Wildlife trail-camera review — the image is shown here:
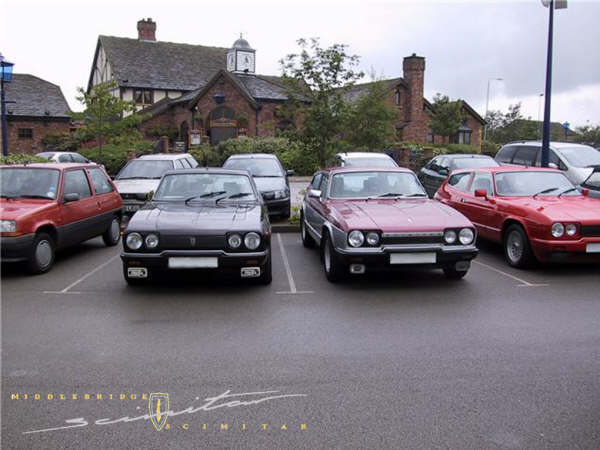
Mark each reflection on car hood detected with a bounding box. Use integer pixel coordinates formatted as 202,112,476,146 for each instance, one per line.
329,198,472,231
0,200,55,220
501,196,600,221
252,177,286,193
127,201,263,232
113,179,161,195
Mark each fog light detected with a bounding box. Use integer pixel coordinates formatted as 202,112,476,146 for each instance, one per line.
349,264,366,274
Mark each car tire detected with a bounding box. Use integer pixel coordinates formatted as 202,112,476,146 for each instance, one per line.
504,224,535,269
442,265,469,280
122,264,149,285
300,212,315,248
321,231,345,283
102,216,121,247
27,232,55,274
257,255,272,285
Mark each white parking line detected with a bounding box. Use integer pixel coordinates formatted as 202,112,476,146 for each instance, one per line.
473,260,548,287
275,233,313,295
44,254,120,294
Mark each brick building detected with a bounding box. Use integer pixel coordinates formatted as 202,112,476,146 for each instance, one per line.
0,74,71,154
87,19,485,150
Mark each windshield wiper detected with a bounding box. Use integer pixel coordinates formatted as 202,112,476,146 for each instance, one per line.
18,194,54,200
405,193,427,197
117,176,159,180
533,187,559,197
558,187,578,197
184,191,227,204
378,192,404,197
216,193,254,203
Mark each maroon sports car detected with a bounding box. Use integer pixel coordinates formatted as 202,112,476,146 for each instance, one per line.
300,167,478,282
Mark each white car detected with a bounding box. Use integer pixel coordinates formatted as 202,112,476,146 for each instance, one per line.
36,151,91,163
333,152,398,168
113,153,198,221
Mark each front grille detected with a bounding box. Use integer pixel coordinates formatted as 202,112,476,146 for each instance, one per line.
381,235,444,246
262,192,275,200
581,225,600,237
160,234,226,250
121,193,146,201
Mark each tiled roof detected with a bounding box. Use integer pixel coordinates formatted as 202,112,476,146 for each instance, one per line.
342,77,406,103
236,74,289,101
97,36,229,91
4,74,71,118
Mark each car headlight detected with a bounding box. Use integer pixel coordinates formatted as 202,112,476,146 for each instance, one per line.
244,232,261,250
0,220,16,233
348,230,365,247
273,189,289,199
125,232,143,250
565,223,577,237
551,222,564,238
366,232,380,246
228,233,242,249
459,228,475,245
444,230,457,244
145,233,159,249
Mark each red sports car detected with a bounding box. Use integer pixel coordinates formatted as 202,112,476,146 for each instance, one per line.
435,166,600,268
301,167,478,282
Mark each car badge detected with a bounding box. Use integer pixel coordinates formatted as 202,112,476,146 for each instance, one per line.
189,237,196,247
148,393,169,431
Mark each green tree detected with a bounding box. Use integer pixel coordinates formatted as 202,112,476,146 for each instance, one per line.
73,81,144,164
429,94,466,140
485,103,539,143
343,78,397,149
280,38,364,167
574,124,600,147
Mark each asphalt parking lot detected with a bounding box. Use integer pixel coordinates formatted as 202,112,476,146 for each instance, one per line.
2,234,600,449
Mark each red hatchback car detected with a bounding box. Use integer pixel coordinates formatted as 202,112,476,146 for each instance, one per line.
1,163,122,273
301,167,478,282
435,166,600,268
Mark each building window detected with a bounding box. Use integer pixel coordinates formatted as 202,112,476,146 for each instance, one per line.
134,89,153,105
427,131,434,144
456,130,472,145
18,128,33,139
394,90,401,106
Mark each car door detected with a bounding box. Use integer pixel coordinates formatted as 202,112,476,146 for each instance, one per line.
442,171,473,214
59,169,99,246
304,173,323,235
511,146,539,167
88,167,120,229
462,171,500,240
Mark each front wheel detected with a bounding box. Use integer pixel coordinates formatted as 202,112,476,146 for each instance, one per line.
27,232,55,274
322,232,345,283
102,216,121,246
504,224,535,269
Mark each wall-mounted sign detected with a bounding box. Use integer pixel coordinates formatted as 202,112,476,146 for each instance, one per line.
174,141,186,152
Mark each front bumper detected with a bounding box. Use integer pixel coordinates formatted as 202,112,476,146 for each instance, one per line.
531,237,600,263
0,234,36,262
263,198,290,216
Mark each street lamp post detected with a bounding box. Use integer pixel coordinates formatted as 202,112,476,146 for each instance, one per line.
1,53,15,157
484,78,503,141
540,0,568,167
537,93,544,139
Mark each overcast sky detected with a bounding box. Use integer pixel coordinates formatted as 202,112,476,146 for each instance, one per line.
2,0,599,127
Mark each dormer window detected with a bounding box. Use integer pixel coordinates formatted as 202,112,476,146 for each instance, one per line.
394,89,401,106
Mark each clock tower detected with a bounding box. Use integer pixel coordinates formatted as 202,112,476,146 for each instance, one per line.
227,34,256,74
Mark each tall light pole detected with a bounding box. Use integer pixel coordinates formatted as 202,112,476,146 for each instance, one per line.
1,52,15,157
484,77,503,141
537,93,544,139
540,0,568,167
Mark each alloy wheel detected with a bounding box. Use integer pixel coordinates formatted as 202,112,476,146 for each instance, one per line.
507,230,523,263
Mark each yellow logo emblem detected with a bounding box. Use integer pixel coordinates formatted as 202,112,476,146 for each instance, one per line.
148,393,169,431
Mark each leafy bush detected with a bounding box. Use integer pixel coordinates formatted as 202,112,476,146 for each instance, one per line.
80,141,154,175
145,124,179,141
40,132,81,152
188,145,221,167
0,154,48,165
481,140,501,156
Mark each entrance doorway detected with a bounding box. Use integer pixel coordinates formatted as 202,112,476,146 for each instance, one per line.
208,106,238,145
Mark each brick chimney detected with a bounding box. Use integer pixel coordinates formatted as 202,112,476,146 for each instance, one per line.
137,18,156,41
402,53,427,141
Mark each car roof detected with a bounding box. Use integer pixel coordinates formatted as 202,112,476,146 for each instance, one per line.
226,153,278,159
161,167,252,177
137,153,191,160
324,166,414,174
336,152,392,159
443,154,494,159
452,165,561,175
502,141,592,150
1,162,100,170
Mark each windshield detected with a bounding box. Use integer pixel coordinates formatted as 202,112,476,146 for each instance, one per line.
116,160,174,180
583,171,600,189
223,158,284,177
344,157,397,168
557,146,600,168
36,152,55,159
495,171,579,197
451,157,499,170
153,173,257,202
330,171,426,198
0,168,60,200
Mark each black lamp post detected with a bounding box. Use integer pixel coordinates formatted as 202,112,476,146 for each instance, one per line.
540,0,567,167
1,53,15,157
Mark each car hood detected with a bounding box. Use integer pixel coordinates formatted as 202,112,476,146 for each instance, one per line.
113,179,161,195
127,202,264,233
329,198,472,231
252,177,286,193
0,199,55,221
501,196,600,222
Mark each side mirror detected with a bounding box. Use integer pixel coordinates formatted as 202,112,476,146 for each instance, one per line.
582,188,590,197
64,193,80,203
474,189,488,198
286,169,295,176
146,190,154,201
438,168,449,177
308,189,322,198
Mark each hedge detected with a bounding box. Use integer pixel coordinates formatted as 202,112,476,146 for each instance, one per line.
0,154,48,165
80,141,154,175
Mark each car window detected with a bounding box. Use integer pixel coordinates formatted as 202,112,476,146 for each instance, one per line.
344,156,397,167
329,171,426,198
496,145,517,163
223,158,284,177
116,160,174,180
450,157,498,170
71,153,88,163
89,168,114,195
556,146,600,168
534,149,565,169
470,172,494,196
0,168,60,200
188,158,199,168
319,175,329,200
512,146,538,166
311,173,323,189
174,159,184,169
58,154,73,163
448,172,472,192
495,171,579,197
63,170,92,199
154,173,256,201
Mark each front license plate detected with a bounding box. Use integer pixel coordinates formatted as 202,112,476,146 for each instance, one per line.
390,252,437,264
127,267,148,278
168,257,218,269
124,204,141,212
586,243,600,253
241,267,261,278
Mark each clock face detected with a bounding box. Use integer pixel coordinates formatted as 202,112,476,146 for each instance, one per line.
227,53,235,72
236,51,254,73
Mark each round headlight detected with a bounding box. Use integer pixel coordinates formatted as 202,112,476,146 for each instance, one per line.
244,232,261,250
366,232,380,246
228,233,242,248
348,230,365,248
444,230,457,244
125,232,143,250
459,228,475,245
145,233,159,249
565,223,577,237
551,222,564,238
